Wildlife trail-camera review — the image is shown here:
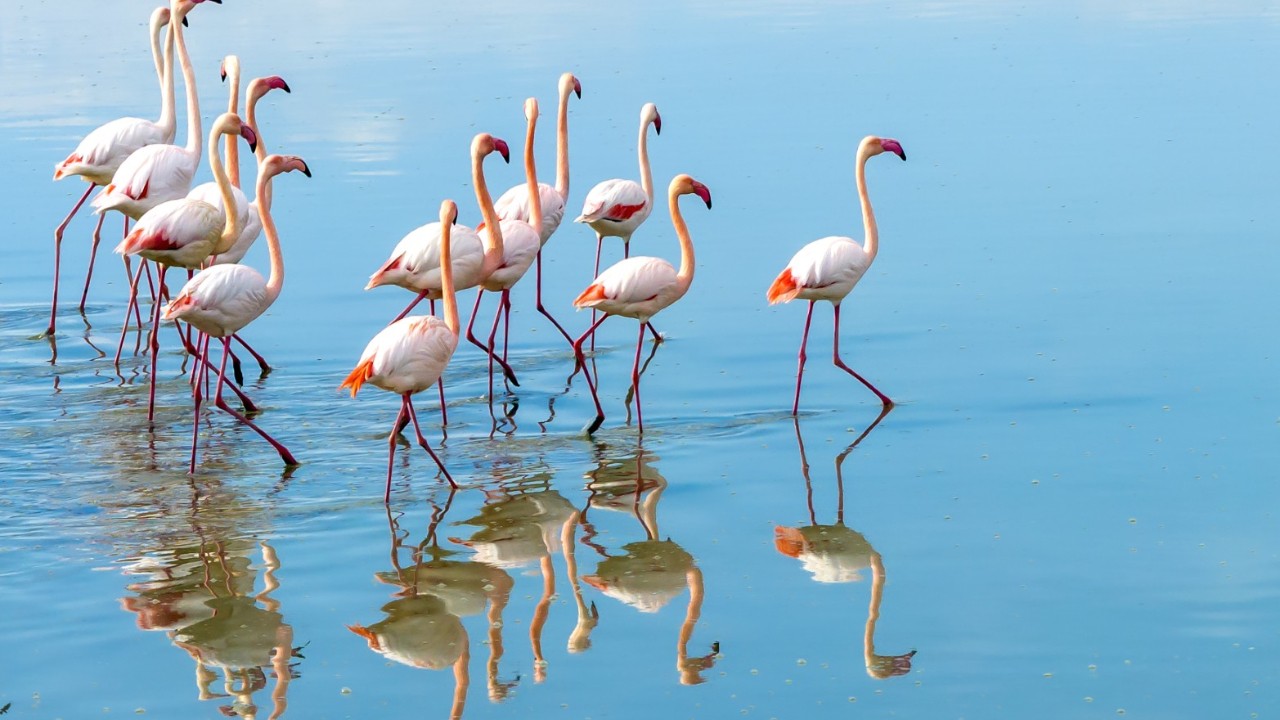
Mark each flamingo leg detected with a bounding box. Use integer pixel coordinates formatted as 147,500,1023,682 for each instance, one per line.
436,372,449,430
831,303,893,407
483,292,505,401
385,401,409,504
571,314,609,434
115,259,147,367
391,290,429,324
189,334,210,474
501,290,512,379
534,251,574,345
146,265,168,429
232,333,272,377
591,233,603,352
631,322,646,433
405,394,457,489
48,183,96,336
77,212,108,313
123,255,145,334
644,321,664,345
180,327,257,413
466,290,520,388
791,301,815,416
212,337,298,467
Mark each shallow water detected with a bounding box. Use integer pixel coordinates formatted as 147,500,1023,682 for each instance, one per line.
2,1,1279,718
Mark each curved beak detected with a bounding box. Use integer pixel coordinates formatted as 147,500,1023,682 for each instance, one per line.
654,114,662,136
573,78,582,99
240,124,259,154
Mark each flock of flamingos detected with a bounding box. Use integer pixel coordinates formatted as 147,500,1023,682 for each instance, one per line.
49,0,907,500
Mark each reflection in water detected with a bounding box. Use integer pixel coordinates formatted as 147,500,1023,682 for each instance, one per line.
774,410,916,679
578,444,719,685
349,496,516,718
121,528,297,719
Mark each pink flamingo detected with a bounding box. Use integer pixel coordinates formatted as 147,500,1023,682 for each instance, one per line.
341,199,466,503
364,133,512,423
48,3,188,336
164,154,311,471
572,174,712,435
464,100,545,400
493,72,582,344
116,112,256,428
766,135,906,414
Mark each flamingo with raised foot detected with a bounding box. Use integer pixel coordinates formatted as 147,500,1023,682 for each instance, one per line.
767,135,905,414
341,199,467,503
164,154,311,471
571,174,712,435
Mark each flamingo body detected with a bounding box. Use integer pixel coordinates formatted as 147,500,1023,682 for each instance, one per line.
575,179,650,238
768,236,872,305
55,117,174,186
479,220,540,290
164,264,268,337
92,143,199,219
187,180,254,251
366,222,485,297
494,182,565,245
116,197,222,268
574,256,679,322
344,316,459,398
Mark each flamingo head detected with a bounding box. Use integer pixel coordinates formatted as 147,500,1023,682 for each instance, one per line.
219,55,239,84
473,133,510,163
236,120,258,154
560,72,582,99
866,136,906,161
248,75,292,105
672,174,712,209
524,97,539,122
641,102,662,135
262,154,312,179
440,199,459,226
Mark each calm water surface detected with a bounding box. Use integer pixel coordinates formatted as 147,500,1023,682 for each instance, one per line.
2,1,1278,718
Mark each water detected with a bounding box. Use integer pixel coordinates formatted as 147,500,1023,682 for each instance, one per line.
3,1,1279,717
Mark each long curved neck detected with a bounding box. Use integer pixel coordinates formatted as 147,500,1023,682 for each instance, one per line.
856,146,878,262
864,552,885,662
555,85,571,200
152,15,176,139
474,150,503,272
672,191,696,291
209,124,242,251
246,91,268,166
525,115,543,236
439,218,459,335
224,67,242,188
173,12,201,157
256,170,285,307
638,118,654,203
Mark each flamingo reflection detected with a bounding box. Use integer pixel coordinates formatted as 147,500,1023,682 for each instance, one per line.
348,494,516,718
774,409,917,679
576,444,719,685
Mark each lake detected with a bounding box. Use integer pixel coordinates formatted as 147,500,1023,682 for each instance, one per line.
2,0,1278,718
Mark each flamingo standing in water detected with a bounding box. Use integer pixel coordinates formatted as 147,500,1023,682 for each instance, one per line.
341,199,466,503
493,72,582,345
164,154,311,471
464,99,545,401
116,112,256,428
572,174,712,435
364,133,512,424
48,3,188,336
766,135,906,414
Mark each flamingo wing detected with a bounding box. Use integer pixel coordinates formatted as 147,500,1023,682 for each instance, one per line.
480,220,540,290
575,179,648,224
344,316,459,397
116,198,222,267
164,264,268,337
367,222,484,292
93,145,196,215
494,182,566,243
575,256,677,308
55,117,167,182
772,236,871,303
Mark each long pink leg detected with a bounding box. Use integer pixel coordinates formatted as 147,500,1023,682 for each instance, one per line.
405,394,457,489
501,290,512,371
77,212,109,313
534,251,574,345
123,256,145,332
232,333,272,376
115,260,147,366
483,292,506,400
385,401,409,503
146,266,168,429
465,290,519,386
48,183,96,336
177,326,257,413
571,314,609,434
391,290,429,324
630,322,646,433
832,303,893,407
791,301,815,416
212,337,298,467
189,334,210,473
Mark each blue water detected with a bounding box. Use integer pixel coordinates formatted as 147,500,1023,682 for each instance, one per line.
2,1,1279,718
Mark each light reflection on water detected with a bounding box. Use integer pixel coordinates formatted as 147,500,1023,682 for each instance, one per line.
2,0,1279,718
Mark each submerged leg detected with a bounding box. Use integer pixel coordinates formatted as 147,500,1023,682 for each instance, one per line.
832,303,893,407
571,315,609,434
535,251,574,345
49,184,97,336
405,394,457,489
791,301,815,416
212,337,298,467
466,289,519,386
385,401,409,504
78,212,109,313
630,322,646,433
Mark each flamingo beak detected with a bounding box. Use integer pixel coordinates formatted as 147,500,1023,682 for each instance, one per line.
295,159,312,178
494,138,511,163
267,76,291,93
882,139,906,161
241,124,259,154
573,78,582,99
695,183,712,209
182,16,189,26
654,114,662,135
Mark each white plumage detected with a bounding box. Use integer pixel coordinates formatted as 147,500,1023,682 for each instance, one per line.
494,182,565,245
164,264,269,337
574,256,679,322
366,221,485,297
778,236,872,303
349,316,459,397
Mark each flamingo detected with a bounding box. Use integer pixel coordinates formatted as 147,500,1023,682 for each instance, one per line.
341,198,468,503
493,72,582,344
48,3,187,336
364,133,512,424
163,154,311,471
766,135,906,414
464,99,545,401
571,174,712,435
116,112,256,428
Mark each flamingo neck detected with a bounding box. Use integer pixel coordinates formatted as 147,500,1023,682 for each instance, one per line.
555,84,572,200
246,90,268,166
473,149,504,275
208,120,242,253
256,170,285,307
864,552,886,664
525,113,543,238
638,117,655,203
439,217,459,335
672,189,696,292
856,145,878,262
152,13,176,141
173,11,201,158
225,66,241,188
